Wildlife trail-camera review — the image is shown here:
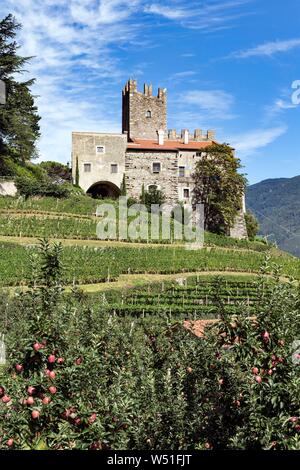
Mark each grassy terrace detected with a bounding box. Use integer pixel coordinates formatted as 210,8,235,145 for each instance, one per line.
0,195,269,251
0,240,299,287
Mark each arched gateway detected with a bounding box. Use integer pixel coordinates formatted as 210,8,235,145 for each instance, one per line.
87,181,120,199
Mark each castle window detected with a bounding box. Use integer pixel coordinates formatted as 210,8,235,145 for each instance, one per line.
146,110,152,118
183,188,190,199
196,152,202,157
111,164,118,174
152,162,161,174
148,184,158,191
179,166,185,177
84,163,91,173
96,145,105,154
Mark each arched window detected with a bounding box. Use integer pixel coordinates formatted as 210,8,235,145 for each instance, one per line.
148,184,158,191
146,110,152,118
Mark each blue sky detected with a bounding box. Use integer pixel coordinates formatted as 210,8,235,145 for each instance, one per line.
1,0,300,184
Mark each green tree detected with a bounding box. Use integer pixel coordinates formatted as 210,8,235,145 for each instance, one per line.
143,186,165,211
120,173,127,196
75,156,79,186
245,211,259,240
39,161,71,183
192,143,246,234
0,14,40,165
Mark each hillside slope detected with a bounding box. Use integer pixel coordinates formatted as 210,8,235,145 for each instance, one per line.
246,176,300,257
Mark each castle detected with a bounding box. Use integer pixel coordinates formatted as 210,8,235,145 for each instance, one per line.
72,79,247,238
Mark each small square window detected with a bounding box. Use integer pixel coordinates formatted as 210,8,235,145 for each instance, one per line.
84,163,91,173
152,162,161,173
111,164,118,174
96,146,105,154
179,166,185,177
183,188,190,198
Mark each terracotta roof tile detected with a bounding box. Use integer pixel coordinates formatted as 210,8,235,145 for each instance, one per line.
127,139,215,151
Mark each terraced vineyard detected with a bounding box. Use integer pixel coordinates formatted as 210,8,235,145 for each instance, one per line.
102,276,272,320
0,195,269,251
1,240,300,287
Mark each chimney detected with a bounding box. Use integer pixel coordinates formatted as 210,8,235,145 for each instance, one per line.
168,129,177,140
148,84,153,96
207,129,215,140
194,129,202,141
182,129,189,145
144,83,149,95
157,129,165,146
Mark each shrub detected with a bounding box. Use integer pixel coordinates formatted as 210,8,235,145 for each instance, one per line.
15,176,70,199
245,211,260,240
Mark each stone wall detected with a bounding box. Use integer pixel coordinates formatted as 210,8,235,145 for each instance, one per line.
0,180,17,197
125,150,178,202
230,210,248,239
122,80,167,140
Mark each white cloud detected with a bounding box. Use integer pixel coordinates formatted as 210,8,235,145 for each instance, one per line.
230,126,287,157
145,0,253,31
182,89,235,120
232,38,300,58
169,70,197,81
144,4,189,20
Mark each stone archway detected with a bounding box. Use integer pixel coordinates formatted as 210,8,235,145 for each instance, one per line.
87,181,121,199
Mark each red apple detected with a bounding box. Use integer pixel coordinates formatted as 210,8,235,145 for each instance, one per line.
0,386,5,397
2,395,11,403
31,410,40,419
252,367,259,375
7,438,14,447
88,413,97,424
262,331,270,342
15,364,23,372
289,417,298,423
75,357,83,365
49,386,57,395
74,417,81,426
26,396,34,406
57,357,64,364
49,371,56,380
48,355,56,364
295,425,300,431
268,369,273,375
218,378,224,385
33,342,42,351
27,386,36,395
186,367,193,374
255,376,262,384
42,396,51,405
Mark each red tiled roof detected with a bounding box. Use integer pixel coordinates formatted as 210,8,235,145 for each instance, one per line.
126,139,214,151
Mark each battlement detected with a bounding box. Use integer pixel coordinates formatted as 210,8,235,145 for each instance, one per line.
167,128,216,142
122,79,166,101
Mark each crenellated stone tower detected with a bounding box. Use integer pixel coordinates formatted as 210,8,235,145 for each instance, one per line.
122,79,167,141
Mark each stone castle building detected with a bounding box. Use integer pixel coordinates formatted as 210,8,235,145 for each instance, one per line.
72,79,247,238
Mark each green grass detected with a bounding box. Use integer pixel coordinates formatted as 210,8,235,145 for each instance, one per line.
0,241,299,287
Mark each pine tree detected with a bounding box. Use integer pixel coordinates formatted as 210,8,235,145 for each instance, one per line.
0,14,40,166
